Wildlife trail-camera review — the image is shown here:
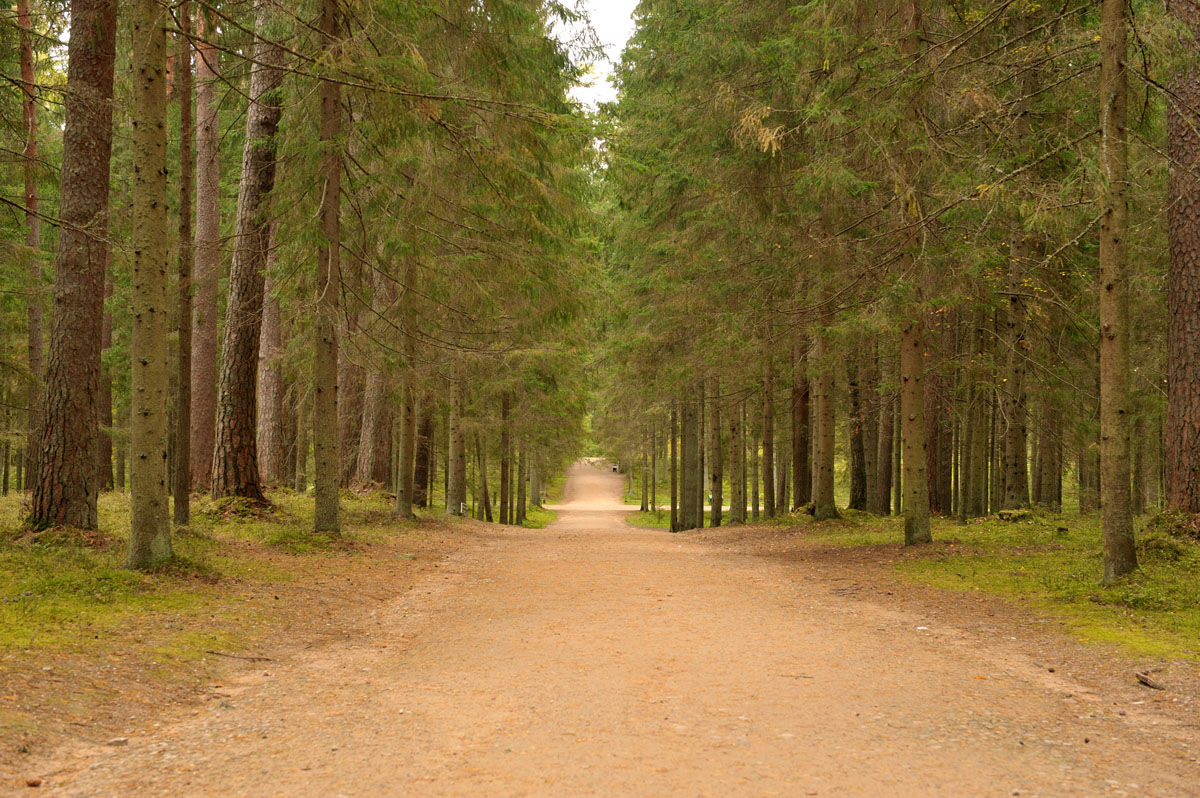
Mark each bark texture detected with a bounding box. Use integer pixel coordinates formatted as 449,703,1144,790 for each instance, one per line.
313,0,341,532
812,333,838,520
18,0,44,484
128,0,172,567
257,268,285,483
901,321,931,545
1167,0,1200,513
212,23,283,501
174,3,193,525
1099,0,1137,581
30,0,116,529
189,7,220,491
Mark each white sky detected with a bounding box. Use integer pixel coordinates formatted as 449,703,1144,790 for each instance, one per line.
566,0,638,109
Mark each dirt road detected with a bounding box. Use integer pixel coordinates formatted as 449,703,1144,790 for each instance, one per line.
31,462,1199,795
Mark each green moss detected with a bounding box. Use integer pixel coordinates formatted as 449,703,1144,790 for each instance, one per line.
802,510,1200,660
521,505,559,529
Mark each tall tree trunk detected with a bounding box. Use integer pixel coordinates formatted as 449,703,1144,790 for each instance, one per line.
294,392,308,492
128,0,172,567
257,266,285,484
1099,0,1137,581
312,0,341,533
394,378,417,517
475,433,491,521
1036,403,1063,510
669,405,678,532
446,365,467,516
709,379,723,527
99,271,114,490
18,0,44,484
877,390,894,515
901,321,931,544
792,339,811,508
30,0,115,530
680,396,699,531
1001,251,1031,510
640,429,649,512
174,3,193,524
516,444,527,525
413,405,432,508
812,332,838,520
354,371,390,488
848,359,867,511
1166,0,1200,513
500,394,511,525
861,345,879,513
762,359,775,520
189,6,219,491
212,21,283,502
730,399,745,523
751,414,760,521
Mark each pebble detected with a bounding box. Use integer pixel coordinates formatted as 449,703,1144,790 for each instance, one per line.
106,737,129,747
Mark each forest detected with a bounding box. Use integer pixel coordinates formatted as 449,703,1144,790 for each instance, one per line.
4,0,1200,791
0,0,1199,581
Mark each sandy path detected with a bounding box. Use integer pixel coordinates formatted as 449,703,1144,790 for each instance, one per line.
32,462,1198,796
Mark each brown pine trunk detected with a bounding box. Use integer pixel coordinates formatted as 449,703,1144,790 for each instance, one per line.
354,370,390,489
729,399,745,523
18,0,44,484
475,433,491,522
445,364,466,516
413,405,432,508
99,271,114,491
762,359,775,520
29,0,115,530
189,6,219,491
750,413,760,521
861,346,879,513
680,396,699,530
669,406,678,532
211,20,283,502
877,390,894,515
1166,0,1200,513
812,333,838,520
500,394,511,525
394,376,417,518
294,392,308,492
901,320,931,544
516,445,527,525
127,0,172,568
1099,0,1137,581
257,267,285,484
337,351,364,487
312,0,341,533
1001,247,1031,510
848,359,867,511
709,379,723,527
1036,403,1063,510
174,3,193,524
792,339,811,508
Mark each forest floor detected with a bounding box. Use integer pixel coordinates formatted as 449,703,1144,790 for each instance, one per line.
4,465,1200,795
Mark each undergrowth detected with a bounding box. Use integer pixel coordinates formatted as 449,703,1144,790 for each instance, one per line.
799,507,1200,660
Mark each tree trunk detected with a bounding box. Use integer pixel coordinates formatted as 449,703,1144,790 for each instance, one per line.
394,377,417,518
709,378,723,527
475,433,491,521
1036,403,1063,510
901,321,931,545
680,396,699,531
762,359,775,520
295,392,308,492
517,445,527,524
1166,0,1200,513
1001,246,1031,510
730,399,745,523
446,365,467,516
29,0,115,530
640,429,649,512
848,359,867,511
174,4,193,524
812,333,838,520
792,339,811,508
354,371,390,489
413,405,432,508
751,415,760,522
877,390,894,515
18,0,44,485
99,270,114,491
500,394,511,525
189,6,219,491
257,268,285,484
1099,0,1138,581
669,405,678,532
312,0,341,533
128,0,172,567
212,21,283,502
861,345,879,513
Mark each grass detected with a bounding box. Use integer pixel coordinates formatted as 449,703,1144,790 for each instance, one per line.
793,507,1200,661
0,489,416,658
521,505,558,529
